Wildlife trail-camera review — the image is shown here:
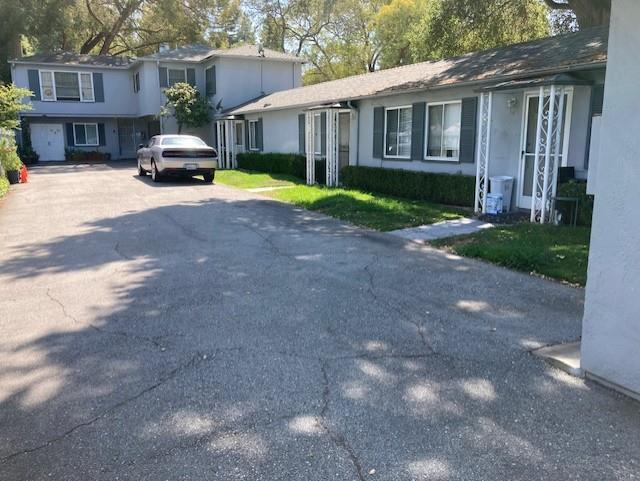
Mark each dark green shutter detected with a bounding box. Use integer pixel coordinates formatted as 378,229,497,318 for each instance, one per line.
187,68,196,86
206,67,216,96
28,70,41,100
373,106,384,159
159,67,168,88
320,112,326,156
411,102,425,160
591,84,605,116
459,97,478,163
66,123,75,147
298,114,306,154
98,123,106,146
93,73,104,102
256,118,263,151
244,120,250,149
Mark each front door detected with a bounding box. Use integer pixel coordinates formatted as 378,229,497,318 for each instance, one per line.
338,112,350,170
118,119,136,158
31,123,65,161
518,91,572,208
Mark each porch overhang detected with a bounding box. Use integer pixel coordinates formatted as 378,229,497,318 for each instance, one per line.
478,73,593,92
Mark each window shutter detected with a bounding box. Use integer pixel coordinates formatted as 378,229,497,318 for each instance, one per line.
98,123,106,146
66,123,75,147
93,73,104,102
411,102,425,160
211,66,216,95
320,112,327,156
298,114,306,154
28,70,41,100
206,67,216,96
459,97,478,163
257,118,263,151
244,120,250,149
373,106,384,159
591,84,605,116
159,67,168,88
187,68,196,87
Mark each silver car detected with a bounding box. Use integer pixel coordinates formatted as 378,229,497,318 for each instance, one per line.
137,135,218,183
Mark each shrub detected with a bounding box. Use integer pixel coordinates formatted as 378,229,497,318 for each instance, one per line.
556,180,593,226
237,152,326,184
0,176,8,198
340,165,475,206
65,148,110,162
0,137,22,172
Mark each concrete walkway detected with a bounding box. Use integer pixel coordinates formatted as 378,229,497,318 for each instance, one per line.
1,163,639,481
390,217,494,242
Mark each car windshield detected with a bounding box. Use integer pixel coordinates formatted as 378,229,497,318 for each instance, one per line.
161,137,206,147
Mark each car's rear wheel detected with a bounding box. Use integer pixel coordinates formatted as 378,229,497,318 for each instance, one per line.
151,160,162,182
137,159,147,176
202,170,215,183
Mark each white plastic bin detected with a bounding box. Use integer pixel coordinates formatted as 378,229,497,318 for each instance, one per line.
486,193,503,215
490,176,514,212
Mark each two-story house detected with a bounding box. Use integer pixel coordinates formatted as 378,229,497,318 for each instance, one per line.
9,45,303,161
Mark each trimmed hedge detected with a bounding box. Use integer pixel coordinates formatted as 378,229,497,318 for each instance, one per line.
340,165,475,207
557,180,593,226
236,152,325,184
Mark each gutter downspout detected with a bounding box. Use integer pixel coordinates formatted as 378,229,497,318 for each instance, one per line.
347,100,359,166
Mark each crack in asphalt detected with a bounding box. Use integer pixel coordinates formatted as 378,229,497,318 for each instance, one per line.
46,288,167,350
0,353,205,465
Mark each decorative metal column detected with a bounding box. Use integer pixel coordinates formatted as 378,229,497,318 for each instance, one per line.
531,86,565,223
474,92,493,213
325,110,340,187
305,111,316,185
215,121,225,169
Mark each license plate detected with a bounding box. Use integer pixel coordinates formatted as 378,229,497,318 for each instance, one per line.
185,163,198,170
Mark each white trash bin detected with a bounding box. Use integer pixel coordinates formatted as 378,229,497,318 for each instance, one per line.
486,193,503,215
490,176,514,212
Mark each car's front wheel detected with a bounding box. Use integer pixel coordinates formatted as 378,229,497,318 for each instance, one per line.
151,160,162,183
137,159,147,176
202,170,215,183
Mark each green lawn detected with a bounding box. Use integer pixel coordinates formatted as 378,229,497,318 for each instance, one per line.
216,169,465,231
431,223,591,285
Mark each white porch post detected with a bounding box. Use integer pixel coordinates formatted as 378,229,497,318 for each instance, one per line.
474,92,492,214
305,112,315,185
216,121,224,169
326,109,340,187
229,119,237,169
539,85,557,224
224,120,232,169
531,87,546,222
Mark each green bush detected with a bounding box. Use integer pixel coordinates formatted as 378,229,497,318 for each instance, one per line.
556,181,593,226
0,176,8,198
0,138,22,172
340,166,475,207
237,152,326,184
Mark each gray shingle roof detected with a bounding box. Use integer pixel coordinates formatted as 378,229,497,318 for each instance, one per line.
231,26,608,115
141,44,304,63
11,52,136,68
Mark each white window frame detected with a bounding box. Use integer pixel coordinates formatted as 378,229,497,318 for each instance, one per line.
38,70,95,102
167,67,187,87
39,70,56,101
313,113,322,155
383,105,412,159
424,100,462,162
248,119,259,151
79,72,94,102
73,123,100,147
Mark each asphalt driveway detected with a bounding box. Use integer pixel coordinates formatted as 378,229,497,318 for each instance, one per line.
1,163,638,481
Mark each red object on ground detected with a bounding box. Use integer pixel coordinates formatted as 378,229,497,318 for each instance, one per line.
19,165,28,183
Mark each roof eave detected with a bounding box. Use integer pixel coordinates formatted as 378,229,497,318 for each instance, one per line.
9,59,140,69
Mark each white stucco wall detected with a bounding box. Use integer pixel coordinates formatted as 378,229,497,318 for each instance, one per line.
245,108,304,153
581,0,640,397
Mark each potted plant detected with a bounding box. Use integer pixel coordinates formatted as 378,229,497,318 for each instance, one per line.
1,149,23,184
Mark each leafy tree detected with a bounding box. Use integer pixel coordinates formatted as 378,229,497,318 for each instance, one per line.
161,83,210,134
0,83,32,130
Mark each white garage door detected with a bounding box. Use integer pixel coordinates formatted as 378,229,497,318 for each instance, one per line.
31,124,65,161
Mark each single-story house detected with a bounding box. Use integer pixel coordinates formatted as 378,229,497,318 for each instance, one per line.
219,27,607,223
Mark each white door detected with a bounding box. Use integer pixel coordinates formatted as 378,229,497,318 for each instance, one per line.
31,124,65,161
517,91,573,209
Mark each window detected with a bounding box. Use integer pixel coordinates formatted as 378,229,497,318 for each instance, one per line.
74,123,99,146
384,106,412,158
426,101,461,160
234,122,244,147
161,136,206,146
133,72,140,93
79,73,94,101
40,71,55,101
39,70,94,102
313,113,322,155
167,68,186,86
248,120,258,150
